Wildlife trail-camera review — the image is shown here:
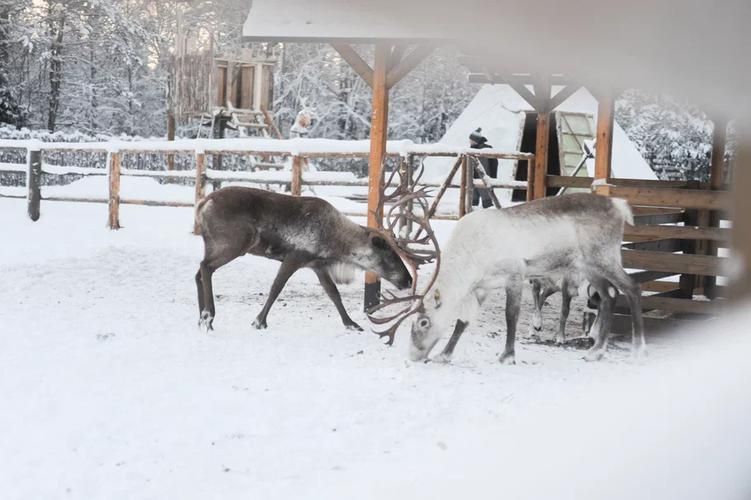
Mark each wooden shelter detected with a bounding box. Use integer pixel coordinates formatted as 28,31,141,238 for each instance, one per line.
243,0,751,312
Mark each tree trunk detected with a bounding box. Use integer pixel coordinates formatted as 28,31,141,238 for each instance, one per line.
47,10,65,132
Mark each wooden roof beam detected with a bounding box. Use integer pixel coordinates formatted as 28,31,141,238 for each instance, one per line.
386,44,434,88
331,43,374,88
546,83,582,112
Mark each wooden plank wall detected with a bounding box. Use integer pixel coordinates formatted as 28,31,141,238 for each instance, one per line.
592,182,730,315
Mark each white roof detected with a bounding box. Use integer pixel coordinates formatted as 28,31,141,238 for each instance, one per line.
423,85,656,204
242,0,450,42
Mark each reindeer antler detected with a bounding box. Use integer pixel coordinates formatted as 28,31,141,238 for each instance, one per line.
366,160,441,345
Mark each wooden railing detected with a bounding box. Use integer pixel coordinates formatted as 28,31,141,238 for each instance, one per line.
593,180,730,315
0,138,533,230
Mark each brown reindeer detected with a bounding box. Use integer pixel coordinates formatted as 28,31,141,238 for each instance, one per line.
194,186,414,331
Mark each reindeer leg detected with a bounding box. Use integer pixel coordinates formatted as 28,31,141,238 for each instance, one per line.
500,280,522,365
253,255,303,329
313,268,362,331
598,267,646,359
195,269,205,317
531,280,543,332
434,320,469,363
198,244,242,332
436,286,489,363
583,277,615,362
556,281,573,345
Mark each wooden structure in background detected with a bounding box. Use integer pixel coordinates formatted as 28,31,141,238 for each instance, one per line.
464,68,583,200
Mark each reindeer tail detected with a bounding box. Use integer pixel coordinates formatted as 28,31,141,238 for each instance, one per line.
611,197,634,225
194,197,213,234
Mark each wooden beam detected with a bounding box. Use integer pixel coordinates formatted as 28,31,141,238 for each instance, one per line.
364,43,390,310
108,152,121,230
624,224,731,242
616,295,724,315
459,155,468,217
388,45,406,70
332,43,374,88
622,250,727,277
705,118,728,296
730,122,751,299
622,238,683,252
594,91,615,181
26,148,41,221
547,175,699,189
193,152,206,235
386,45,434,88
629,270,678,283
593,184,731,211
290,155,303,196
506,81,540,112
547,84,582,112
533,111,550,199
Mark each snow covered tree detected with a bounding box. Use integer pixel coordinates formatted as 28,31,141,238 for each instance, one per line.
617,89,713,181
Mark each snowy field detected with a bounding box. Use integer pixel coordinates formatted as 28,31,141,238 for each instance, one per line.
1,194,750,499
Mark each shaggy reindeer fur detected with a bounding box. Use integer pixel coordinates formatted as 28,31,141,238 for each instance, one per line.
409,193,644,363
194,187,412,331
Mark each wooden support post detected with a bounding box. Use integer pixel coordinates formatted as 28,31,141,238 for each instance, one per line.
291,155,303,196
533,111,550,200
397,156,412,237
679,207,699,299
193,151,206,235
464,155,475,214
364,43,390,310
705,118,727,297
26,147,42,221
729,121,751,299
594,91,615,181
525,159,535,202
108,152,121,230
459,154,468,217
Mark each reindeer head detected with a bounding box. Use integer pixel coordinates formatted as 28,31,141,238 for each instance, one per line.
366,164,441,347
408,288,444,361
363,230,413,290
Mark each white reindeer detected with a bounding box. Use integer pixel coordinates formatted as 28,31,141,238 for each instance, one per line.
530,276,618,343
407,193,645,363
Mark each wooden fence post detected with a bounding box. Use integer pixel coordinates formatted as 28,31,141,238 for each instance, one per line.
459,154,468,217
525,159,535,202
26,146,42,221
193,151,206,235
108,151,121,230
291,155,303,196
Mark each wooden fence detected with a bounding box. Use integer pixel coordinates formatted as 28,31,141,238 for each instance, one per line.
589,180,730,318
0,139,533,231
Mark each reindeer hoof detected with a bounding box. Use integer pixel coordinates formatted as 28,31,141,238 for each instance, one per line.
252,317,267,330
198,311,214,332
554,335,566,345
433,352,452,364
631,344,648,360
344,322,363,332
499,351,516,365
583,348,605,362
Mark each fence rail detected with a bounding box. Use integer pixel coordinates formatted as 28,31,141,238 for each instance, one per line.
0,138,533,229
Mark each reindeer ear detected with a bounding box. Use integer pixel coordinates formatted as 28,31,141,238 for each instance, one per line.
433,289,442,309
369,233,390,251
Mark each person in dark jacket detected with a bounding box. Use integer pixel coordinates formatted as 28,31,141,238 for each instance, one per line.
469,128,499,208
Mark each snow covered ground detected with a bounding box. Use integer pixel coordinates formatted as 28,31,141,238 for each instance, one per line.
1,196,750,499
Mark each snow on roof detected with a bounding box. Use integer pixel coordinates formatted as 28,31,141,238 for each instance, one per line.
422,84,656,203
242,0,451,42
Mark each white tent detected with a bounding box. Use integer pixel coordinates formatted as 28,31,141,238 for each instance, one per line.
423,85,657,204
